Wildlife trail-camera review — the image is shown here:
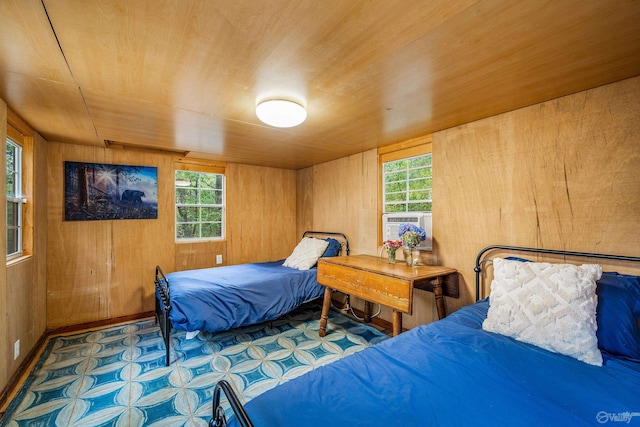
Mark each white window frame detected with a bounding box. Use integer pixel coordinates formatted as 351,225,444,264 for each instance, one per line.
382,153,432,213
175,170,225,241
6,137,23,259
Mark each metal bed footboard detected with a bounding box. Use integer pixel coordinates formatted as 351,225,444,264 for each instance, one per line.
154,265,172,366
209,380,254,427
474,244,640,301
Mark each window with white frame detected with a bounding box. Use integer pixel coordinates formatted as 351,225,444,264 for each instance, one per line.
382,153,432,213
6,138,23,258
175,170,225,240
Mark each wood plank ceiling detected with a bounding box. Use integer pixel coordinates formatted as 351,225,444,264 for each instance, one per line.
1,0,639,170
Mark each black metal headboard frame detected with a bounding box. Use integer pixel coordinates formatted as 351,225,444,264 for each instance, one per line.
302,230,350,255
474,245,640,302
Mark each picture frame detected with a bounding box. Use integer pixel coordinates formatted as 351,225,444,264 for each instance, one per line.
64,161,158,221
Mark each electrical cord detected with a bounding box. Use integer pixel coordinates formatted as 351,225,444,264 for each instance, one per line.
330,294,381,321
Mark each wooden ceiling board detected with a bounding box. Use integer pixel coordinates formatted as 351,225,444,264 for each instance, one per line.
335,0,640,142
84,90,364,169
1,0,639,169
0,0,74,84
0,72,99,145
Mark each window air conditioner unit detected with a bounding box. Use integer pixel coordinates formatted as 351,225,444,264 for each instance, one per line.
382,212,432,251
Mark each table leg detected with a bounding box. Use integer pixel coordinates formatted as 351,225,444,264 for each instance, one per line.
392,310,402,336
319,287,333,337
433,277,446,320
363,301,373,323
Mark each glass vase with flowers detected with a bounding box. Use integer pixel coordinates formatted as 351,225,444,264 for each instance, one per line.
383,240,402,264
398,223,427,266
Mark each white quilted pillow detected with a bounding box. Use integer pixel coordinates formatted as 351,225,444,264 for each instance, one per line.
283,237,330,271
482,258,603,366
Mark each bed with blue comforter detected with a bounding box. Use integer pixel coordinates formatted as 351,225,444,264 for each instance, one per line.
215,245,640,427
155,231,349,366
166,260,323,333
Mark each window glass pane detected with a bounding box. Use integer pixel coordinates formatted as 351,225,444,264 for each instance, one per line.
408,178,431,191
6,139,22,258
385,192,406,203
176,206,198,222
382,153,431,214
6,141,17,197
384,160,406,173
176,188,197,204
409,190,430,201
199,190,217,205
200,207,219,222
385,182,405,194
385,171,406,183
175,170,196,187
199,174,220,189
7,228,18,256
7,201,15,225
408,167,431,179
385,203,406,212
408,155,431,168
6,142,15,171
408,202,431,212
201,222,222,238
175,170,224,241
177,223,199,239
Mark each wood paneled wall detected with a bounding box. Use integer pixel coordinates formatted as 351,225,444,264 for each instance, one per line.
1,107,48,403
0,100,7,395
46,144,176,328
297,150,379,255
46,145,297,329
434,76,640,311
298,76,640,328
226,163,297,264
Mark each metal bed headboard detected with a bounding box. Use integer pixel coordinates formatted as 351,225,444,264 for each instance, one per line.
474,245,640,302
302,230,350,255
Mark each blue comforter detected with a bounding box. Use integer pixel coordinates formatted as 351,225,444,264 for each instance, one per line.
236,300,640,426
166,261,323,333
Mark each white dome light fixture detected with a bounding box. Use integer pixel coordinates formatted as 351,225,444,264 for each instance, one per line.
256,99,307,128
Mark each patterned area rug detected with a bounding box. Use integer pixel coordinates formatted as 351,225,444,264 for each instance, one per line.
1,302,388,426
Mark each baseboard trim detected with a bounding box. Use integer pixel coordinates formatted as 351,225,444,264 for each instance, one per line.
0,332,47,416
47,311,154,336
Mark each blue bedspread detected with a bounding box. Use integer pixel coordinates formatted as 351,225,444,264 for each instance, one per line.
166,261,323,333
236,300,640,426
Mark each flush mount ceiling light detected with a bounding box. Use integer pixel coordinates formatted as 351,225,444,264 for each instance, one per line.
256,99,307,128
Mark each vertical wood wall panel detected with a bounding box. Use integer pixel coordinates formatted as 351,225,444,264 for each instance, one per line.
0,100,7,392
5,129,47,375
226,163,297,264
434,76,640,311
175,241,227,271
46,143,176,328
295,167,313,238
307,150,378,255
33,133,48,337
1,108,48,400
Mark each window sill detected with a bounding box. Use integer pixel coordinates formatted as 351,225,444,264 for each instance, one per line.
7,253,33,267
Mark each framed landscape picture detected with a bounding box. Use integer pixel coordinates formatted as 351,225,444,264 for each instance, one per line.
64,161,158,221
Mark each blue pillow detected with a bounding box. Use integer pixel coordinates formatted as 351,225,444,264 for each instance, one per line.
596,272,640,361
321,238,342,258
